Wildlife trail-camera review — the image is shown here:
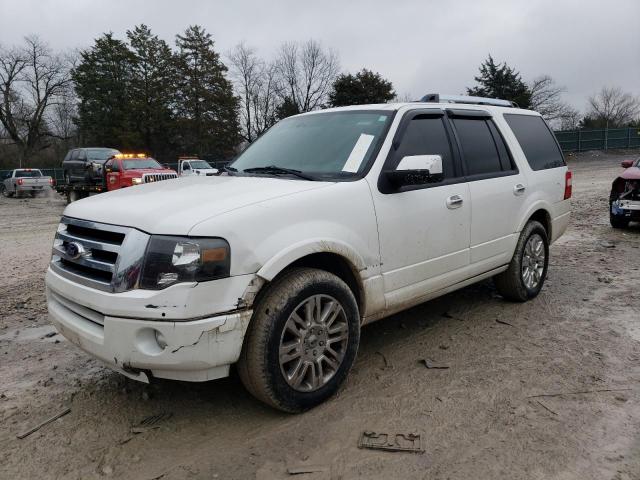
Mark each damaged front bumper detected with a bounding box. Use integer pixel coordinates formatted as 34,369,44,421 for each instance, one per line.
45,267,255,382
611,199,640,220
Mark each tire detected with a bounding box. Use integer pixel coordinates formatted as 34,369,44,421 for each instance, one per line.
0,184,12,198
610,215,629,229
237,267,360,413
493,220,549,302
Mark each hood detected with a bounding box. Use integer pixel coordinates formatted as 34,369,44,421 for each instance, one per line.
63,175,333,234
620,166,640,181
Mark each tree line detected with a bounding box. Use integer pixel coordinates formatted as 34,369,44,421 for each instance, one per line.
1,26,638,169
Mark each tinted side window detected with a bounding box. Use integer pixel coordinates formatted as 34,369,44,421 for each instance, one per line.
394,116,455,179
70,150,79,160
78,150,87,161
504,114,565,170
452,118,502,175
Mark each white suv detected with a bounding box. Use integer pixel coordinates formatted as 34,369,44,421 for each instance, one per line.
46,95,571,412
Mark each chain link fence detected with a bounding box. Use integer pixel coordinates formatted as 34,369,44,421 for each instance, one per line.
554,127,640,152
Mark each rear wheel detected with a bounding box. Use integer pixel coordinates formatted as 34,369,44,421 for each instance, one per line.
494,220,549,302
237,268,360,413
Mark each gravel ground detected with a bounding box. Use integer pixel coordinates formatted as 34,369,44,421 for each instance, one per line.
1,151,639,480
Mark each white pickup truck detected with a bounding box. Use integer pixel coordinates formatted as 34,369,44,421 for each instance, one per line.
46,95,571,412
1,169,54,197
178,157,218,177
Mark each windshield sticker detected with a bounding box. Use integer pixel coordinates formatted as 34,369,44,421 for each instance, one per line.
378,115,387,122
342,134,375,173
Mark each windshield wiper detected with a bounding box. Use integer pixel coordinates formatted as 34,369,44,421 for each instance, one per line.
223,165,238,174
242,165,315,181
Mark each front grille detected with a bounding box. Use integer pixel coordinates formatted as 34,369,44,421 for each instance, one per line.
50,217,149,292
142,173,178,183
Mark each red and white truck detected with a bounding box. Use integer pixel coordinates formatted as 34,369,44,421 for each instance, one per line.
56,154,177,203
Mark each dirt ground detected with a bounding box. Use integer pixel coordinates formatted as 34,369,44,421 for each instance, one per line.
1,151,639,480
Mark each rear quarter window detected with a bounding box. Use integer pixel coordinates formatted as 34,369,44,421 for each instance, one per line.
504,114,565,170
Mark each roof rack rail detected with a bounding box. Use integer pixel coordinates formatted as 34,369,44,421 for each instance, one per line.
418,93,518,108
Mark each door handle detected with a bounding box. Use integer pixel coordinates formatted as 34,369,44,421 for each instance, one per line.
514,184,526,195
446,194,463,209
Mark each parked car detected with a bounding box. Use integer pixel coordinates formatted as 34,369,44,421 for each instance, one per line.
610,157,640,228
62,147,120,184
46,94,571,412
1,169,54,197
178,157,218,176
103,154,178,190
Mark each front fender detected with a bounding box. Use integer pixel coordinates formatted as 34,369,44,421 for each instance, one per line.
256,238,367,282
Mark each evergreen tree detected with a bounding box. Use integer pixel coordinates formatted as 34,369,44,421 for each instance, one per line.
126,24,176,158
328,69,395,107
73,33,136,148
275,96,300,120
467,56,531,108
174,25,239,158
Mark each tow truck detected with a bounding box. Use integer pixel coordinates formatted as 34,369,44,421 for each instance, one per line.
56,154,177,203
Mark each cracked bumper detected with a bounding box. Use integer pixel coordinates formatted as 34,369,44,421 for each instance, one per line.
45,268,255,382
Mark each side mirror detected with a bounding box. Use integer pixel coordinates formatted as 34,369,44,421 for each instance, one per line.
384,155,444,187
621,160,633,168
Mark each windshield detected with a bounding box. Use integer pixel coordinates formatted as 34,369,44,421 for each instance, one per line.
188,160,213,169
123,159,162,170
230,111,393,179
86,148,120,161
15,170,42,178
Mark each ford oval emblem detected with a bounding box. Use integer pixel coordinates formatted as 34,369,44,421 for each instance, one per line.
64,241,86,260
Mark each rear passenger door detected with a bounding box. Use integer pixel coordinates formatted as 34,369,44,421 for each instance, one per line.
448,110,527,270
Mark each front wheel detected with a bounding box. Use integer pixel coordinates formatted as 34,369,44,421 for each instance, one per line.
237,268,360,413
0,184,12,198
494,220,549,302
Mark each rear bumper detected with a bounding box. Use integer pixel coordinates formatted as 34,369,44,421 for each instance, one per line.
16,185,47,192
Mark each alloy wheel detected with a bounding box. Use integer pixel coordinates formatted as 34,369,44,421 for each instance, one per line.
279,294,349,392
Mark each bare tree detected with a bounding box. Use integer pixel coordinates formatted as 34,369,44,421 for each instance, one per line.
228,43,279,143
558,107,581,131
587,86,640,128
0,36,72,167
529,76,568,120
275,40,339,113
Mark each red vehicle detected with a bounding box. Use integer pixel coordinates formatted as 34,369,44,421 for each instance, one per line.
609,157,640,228
103,154,177,190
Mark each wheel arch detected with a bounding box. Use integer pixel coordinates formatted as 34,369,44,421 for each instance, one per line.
255,241,367,314
518,203,552,239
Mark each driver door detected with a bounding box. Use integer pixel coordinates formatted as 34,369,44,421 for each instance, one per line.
105,159,121,188
370,110,471,306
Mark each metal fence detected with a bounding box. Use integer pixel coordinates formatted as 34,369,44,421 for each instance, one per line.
554,127,640,152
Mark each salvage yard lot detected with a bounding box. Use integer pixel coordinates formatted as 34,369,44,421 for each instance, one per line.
1,151,639,480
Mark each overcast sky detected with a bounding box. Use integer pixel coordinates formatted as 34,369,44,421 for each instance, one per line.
1,0,638,112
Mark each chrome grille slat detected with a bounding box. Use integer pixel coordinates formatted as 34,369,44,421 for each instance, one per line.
52,246,115,272
51,216,150,292
56,231,121,252
142,172,178,183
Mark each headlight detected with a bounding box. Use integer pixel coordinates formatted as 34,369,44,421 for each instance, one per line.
139,236,230,289
132,177,143,184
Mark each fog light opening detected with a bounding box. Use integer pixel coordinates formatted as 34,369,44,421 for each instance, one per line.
155,330,168,349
